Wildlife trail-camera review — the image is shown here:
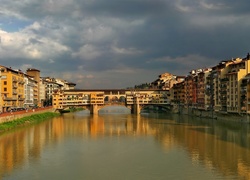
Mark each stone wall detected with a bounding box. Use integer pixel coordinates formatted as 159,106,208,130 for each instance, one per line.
172,106,250,123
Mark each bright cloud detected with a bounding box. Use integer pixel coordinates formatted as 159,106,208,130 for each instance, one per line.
0,0,249,88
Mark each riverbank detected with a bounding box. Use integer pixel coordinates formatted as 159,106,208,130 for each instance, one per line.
172,105,250,123
0,106,60,132
0,112,59,132
0,106,55,123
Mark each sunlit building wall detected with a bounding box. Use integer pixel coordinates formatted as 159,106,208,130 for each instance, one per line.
226,59,250,113
211,62,227,112
247,80,250,114
0,66,25,112
209,60,233,112
240,75,250,113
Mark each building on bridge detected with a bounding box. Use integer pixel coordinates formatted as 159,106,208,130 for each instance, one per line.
52,89,171,114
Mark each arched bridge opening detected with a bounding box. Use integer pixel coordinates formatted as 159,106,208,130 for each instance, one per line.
104,96,126,104
140,104,172,113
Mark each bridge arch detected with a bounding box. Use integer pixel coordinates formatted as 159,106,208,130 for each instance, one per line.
140,104,171,113
104,95,126,103
104,96,109,102
111,96,119,103
119,96,126,102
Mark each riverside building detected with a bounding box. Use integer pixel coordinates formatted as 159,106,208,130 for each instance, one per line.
0,66,25,112
176,54,250,115
0,64,76,112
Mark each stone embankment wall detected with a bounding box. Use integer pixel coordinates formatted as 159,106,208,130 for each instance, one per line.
0,107,56,124
172,105,250,123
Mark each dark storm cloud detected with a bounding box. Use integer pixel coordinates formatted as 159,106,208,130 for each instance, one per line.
1,0,250,88
79,0,168,18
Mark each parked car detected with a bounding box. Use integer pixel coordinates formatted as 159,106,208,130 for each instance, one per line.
16,107,26,111
8,107,26,112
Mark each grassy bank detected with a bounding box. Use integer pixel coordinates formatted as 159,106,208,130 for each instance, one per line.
0,112,60,132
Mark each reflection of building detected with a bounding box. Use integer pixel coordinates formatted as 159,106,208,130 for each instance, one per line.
238,162,250,179
89,115,104,136
149,116,250,179
1,113,250,179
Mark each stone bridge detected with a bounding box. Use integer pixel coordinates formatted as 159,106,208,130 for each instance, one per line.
53,89,171,114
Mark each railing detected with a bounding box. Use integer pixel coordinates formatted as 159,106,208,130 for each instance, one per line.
12,77,18,82
3,97,17,100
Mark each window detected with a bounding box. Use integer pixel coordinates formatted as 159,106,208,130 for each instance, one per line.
4,88,7,91
4,81,7,85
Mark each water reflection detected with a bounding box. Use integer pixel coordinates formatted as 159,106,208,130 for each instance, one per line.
0,112,250,179
99,105,131,114
144,114,250,179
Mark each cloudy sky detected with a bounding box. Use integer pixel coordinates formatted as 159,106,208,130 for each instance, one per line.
0,0,250,88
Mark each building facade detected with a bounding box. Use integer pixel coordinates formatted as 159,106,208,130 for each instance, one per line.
0,65,76,112
0,66,25,112
178,56,250,115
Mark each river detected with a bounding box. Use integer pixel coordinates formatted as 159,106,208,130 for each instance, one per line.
0,110,250,180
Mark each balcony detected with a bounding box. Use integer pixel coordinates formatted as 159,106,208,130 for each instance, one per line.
220,78,229,82
12,77,18,82
3,97,17,101
220,90,227,94
220,84,227,88
18,80,25,84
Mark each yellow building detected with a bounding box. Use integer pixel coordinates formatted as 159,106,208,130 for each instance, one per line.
207,58,250,113
206,59,243,112
247,79,250,114
226,58,250,113
240,75,250,113
0,66,25,112
52,90,105,110
211,60,232,112
90,92,104,105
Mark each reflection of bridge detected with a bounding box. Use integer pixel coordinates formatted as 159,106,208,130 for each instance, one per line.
53,89,171,114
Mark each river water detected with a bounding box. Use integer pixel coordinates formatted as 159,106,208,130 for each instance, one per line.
1,110,250,180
